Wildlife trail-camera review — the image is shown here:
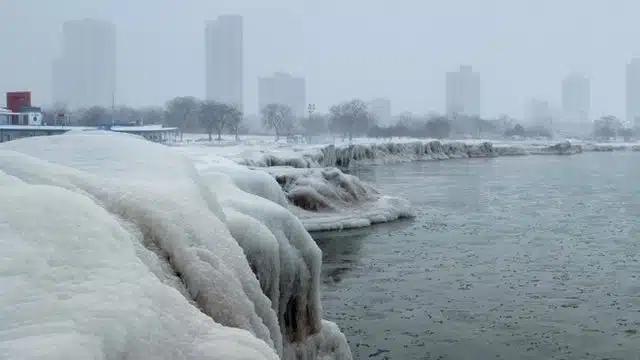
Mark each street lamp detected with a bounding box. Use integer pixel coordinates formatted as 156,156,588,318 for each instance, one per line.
308,103,316,116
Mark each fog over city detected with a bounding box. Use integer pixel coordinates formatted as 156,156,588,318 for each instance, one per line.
2,0,639,118
6,2,640,360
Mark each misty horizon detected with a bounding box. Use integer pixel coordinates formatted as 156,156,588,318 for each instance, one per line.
2,0,640,119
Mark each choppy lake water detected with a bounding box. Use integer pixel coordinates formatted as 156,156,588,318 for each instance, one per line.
315,153,640,360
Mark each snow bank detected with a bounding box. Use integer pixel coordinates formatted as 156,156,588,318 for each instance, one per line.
0,132,351,360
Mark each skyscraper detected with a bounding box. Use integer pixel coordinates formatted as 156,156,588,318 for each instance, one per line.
561,73,590,124
525,98,553,129
205,15,243,110
445,65,481,117
258,72,306,118
52,19,116,109
626,58,640,127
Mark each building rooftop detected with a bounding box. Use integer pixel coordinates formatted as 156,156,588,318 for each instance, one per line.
0,108,16,115
0,125,90,131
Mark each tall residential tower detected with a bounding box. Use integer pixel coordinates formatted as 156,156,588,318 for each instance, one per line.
205,15,243,110
258,72,306,118
561,73,590,124
445,65,481,118
52,19,116,109
626,58,640,127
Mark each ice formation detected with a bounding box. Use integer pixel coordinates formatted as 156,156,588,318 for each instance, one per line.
263,166,414,231
229,140,612,169
0,132,352,360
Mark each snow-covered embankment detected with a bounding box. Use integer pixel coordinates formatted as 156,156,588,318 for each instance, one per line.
0,132,352,360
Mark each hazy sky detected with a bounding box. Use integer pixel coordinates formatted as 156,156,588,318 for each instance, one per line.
1,0,639,118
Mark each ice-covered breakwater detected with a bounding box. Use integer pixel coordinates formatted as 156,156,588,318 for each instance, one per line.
0,132,352,360
237,140,589,169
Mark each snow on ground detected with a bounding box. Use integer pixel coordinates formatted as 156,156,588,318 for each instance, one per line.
0,132,351,360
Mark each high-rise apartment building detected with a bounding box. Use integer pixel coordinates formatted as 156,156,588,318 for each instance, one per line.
52,19,116,109
561,73,590,123
367,98,392,126
525,98,553,129
205,15,243,110
445,65,481,117
626,58,640,127
258,72,306,118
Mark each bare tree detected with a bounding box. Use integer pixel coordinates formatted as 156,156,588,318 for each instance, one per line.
112,106,140,124
261,103,293,141
78,106,109,126
329,99,371,141
299,113,327,141
165,96,200,130
138,106,165,125
225,105,244,141
199,100,236,141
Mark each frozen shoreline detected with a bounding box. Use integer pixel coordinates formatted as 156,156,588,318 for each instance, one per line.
176,137,628,232
174,135,638,169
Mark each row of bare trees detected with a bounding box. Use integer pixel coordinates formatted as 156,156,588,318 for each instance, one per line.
260,99,374,141
48,97,377,142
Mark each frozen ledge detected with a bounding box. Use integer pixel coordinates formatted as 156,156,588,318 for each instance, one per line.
237,140,596,169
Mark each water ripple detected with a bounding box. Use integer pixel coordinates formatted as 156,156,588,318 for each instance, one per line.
318,153,640,360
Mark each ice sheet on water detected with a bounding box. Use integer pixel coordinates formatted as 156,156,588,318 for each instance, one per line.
0,132,351,360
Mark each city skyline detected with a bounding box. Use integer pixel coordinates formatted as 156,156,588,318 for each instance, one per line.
41,17,640,124
3,0,640,119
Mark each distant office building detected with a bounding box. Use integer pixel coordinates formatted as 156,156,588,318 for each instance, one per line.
445,65,481,117
205,15,243,110
51,58,67,107
367,98,392,126
626,58,640,127
258,72,306,118
561,73,590,123
52,19,116,110
525,98,553,129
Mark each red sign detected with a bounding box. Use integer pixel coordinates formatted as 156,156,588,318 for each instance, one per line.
6,91,31,112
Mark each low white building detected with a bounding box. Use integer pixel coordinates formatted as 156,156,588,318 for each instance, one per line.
0,108,13,125
0,107,43,126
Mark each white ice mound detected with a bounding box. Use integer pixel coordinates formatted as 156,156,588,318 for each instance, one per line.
263,166,414,231
0,132,352,360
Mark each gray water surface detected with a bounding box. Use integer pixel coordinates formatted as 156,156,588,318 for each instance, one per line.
316,153,640,360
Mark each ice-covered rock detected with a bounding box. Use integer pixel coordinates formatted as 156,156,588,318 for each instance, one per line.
0,132,352,360
262,166,414,231
533,141,583,155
